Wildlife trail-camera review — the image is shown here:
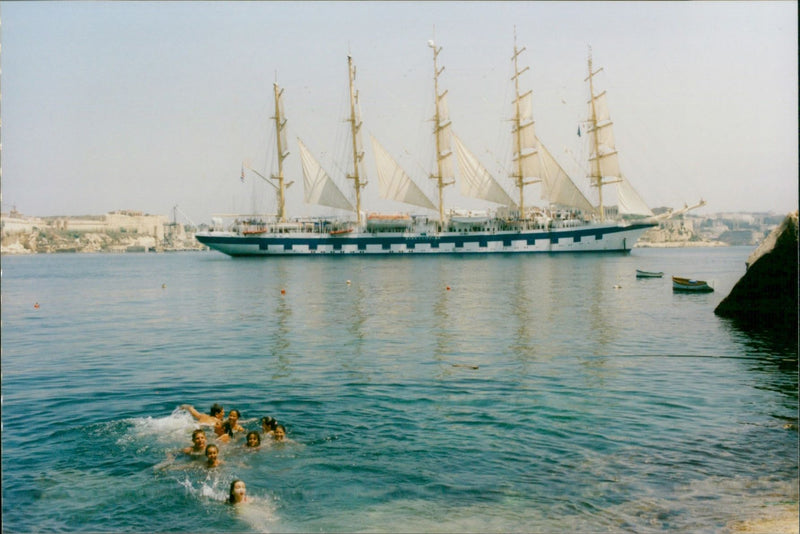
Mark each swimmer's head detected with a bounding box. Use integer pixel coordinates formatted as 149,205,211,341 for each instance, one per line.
205,444,219,466
229,409,241,422
273,424,286,441
246,431,261,448
229,479,247,504
222,421,235,437
191,429,207,449
261,416,277,432
210,404,224,419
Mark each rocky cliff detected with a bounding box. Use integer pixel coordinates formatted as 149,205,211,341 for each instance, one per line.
714,212,798,333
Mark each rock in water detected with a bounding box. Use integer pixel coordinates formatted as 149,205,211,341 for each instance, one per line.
714,212,798,332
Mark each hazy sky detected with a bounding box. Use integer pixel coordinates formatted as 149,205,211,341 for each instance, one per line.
2,1,797,224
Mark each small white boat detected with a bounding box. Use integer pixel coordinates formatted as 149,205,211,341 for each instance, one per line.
672,276,713,292
636,269,664,278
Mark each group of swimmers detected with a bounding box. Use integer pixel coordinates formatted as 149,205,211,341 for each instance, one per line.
179,403,289,504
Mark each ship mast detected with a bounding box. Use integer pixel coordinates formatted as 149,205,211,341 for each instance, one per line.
585,48,622,222
347,55,367,225
510,29,539,219
272,82,290,222
586,50,604,221
429,40,455,226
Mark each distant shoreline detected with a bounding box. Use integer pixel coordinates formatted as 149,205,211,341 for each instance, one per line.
2,242,737,255
1,246,208,256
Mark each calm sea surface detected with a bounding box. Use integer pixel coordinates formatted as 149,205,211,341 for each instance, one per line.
1,247,797,533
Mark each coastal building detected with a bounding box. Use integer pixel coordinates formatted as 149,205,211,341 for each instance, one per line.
2,209,168,240
0,209,45,234
0,209,186,254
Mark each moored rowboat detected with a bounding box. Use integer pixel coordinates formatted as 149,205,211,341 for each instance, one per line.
636,269,664,278
672,276,713,292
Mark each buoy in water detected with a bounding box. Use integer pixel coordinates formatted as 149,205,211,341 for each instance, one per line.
346,280,351,285
162,283,167,289
34,302,40,309
280,289,286,295
446,286,451,291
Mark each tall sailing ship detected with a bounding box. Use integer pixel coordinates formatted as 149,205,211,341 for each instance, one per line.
195,39,657,256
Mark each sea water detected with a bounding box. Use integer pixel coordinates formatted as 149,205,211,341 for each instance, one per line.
1,248,796,533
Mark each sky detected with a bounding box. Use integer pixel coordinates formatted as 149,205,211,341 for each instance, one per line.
1,1,797,224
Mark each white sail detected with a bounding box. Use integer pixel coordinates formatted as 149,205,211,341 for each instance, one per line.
536,142,596,213
516,90,534,123
435,89,455,184
452,134,517,207
275,89,289,160
512,91,537,162
587,125,621,178
511,90,545,193
617,176,654,217
591,91,612,123
508,36,593,215
507,49,593,213
586,53,651,219
370,135,436,211
297,138,355,212
587,80,622,180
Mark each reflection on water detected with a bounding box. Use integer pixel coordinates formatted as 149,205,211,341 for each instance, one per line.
720,315,799,359
509,263,535,365
271,288,293,379
268,259,293,380
345,279,366,349
588,257,616,353
338,266,369,381
432,259,454,367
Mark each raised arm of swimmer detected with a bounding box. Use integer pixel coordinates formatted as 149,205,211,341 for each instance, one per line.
181,403,224,425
